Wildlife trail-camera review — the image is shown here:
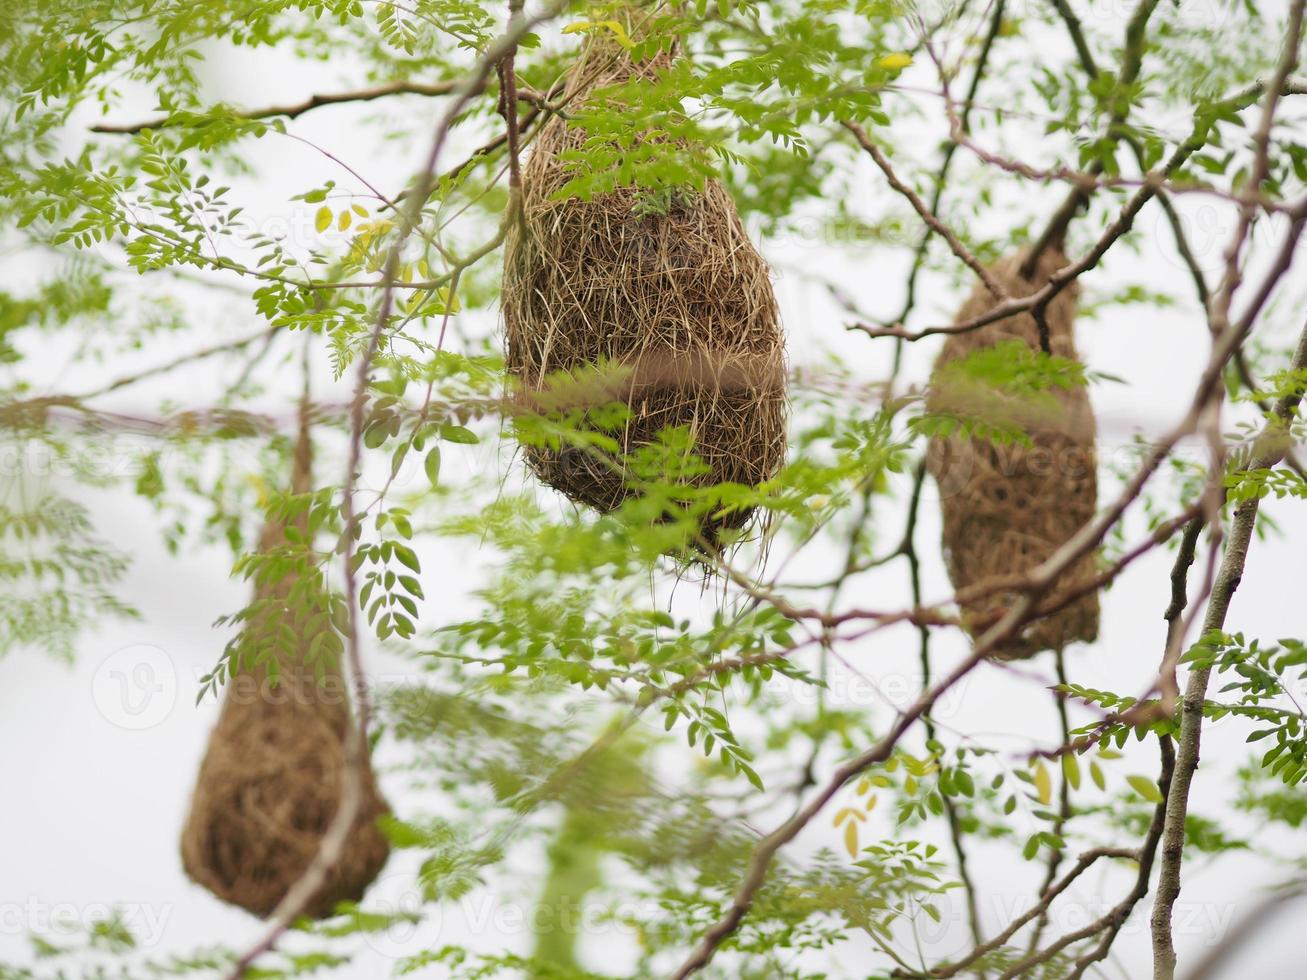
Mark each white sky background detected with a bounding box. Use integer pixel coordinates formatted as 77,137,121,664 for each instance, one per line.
1,2,1306,977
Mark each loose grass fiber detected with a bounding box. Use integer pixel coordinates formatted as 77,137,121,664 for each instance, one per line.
925,248,1100,658
501,16,786,540
180,413,389,918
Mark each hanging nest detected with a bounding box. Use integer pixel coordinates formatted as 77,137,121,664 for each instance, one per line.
501,16,786,540
180,411,389,919
925,247,1099,658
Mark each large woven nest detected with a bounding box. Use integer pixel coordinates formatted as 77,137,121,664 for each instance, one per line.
181,421,389,919
925,247,1100,658
501,19,786,540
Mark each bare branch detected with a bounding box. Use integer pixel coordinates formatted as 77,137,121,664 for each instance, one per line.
90,78,553,134
843,120,1007,299
1021,0,1162,275
906,847,1140,978
889,0,1006,376
995,738,1174,979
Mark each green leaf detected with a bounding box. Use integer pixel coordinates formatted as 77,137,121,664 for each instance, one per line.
363,423,389,449
393,544,420,572
440,424,478,445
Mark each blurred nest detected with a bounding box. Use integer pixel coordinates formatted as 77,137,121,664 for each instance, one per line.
925,247,1100,658
501,16,786,542
180,419,389,918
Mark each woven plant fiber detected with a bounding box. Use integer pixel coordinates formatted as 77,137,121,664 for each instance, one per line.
180,418,389,919
925,247,1100,658
501,13,786,539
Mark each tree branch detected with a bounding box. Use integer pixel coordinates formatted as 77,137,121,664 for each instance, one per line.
888,0,1006,376
90,78,552,134
995,737,1174,979
1021,0,1162,276
843,120,1007,299
1150,318,1307,980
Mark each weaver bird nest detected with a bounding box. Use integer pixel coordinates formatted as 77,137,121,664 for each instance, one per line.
926,247,1100,658
181,430,389,918
501,21,786,542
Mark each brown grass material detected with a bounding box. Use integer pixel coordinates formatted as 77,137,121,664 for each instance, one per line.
925,248,1100,658
501,19,786,539
180,412,389,919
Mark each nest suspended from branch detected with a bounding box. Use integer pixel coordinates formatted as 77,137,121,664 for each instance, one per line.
180,411,389,919
501,17,787,541
925,247,1100,658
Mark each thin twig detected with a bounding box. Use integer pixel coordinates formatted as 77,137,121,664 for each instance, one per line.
843,120,1007,299
90,77,552,133
72,326,280,400
996,738,1174,979
1025,648,1073,953
906,847,1139,978
1021,0,1162,276
889,0,1006,370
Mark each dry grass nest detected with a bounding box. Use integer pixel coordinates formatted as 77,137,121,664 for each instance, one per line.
501,26,787,543
926,247,1100,658
181,464,389,918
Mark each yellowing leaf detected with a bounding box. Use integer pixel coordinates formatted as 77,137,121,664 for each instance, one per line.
338,210,352,231
1127,774,1165,804
1033,759,1052,805
351,203,368,217
1090,760,1106,791
843,819,859,858
1062,753,1081,791
561,18,633,49
315,206,331,233
878,52,913,71
864,794,878,814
